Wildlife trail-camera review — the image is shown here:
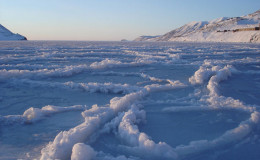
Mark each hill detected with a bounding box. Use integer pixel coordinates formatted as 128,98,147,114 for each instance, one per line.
0,24,27,41
134,10,260,43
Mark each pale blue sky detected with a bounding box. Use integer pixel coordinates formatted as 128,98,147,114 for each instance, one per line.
0,0,259,41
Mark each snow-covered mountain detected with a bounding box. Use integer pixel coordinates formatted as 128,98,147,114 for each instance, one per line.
135,10,260,43
0,24,27,41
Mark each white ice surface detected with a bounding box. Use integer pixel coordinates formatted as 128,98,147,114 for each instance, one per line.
0,41,260,160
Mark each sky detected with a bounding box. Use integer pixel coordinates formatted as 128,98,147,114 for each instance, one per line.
0,0,259,41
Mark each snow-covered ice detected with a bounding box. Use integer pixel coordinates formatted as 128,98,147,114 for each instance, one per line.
0,41,260,160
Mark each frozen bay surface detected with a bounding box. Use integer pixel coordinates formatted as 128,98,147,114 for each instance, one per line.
0,41,260,160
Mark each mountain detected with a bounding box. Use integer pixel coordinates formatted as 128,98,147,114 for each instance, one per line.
0,24,27,41
133,35,161,41
134,10,260,43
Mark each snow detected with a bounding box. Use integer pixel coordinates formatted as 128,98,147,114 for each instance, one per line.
135,10,260,43
0,24,27,41
71,143,97,160
0,41,260,160
209,17,230,24
0,105,86,124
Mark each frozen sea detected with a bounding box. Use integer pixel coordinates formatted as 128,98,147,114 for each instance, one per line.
0,41,260,160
